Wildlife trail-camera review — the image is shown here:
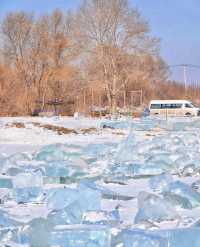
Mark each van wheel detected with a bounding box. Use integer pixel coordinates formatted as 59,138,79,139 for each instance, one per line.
185,113,192,117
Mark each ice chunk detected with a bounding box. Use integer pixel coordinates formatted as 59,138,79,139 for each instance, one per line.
158,228,200,247
0,153,30,175
180,164,198,177
114,229,167,247
165,181,200,208
27,218,53,247
48,201,84,225
47,188,79,211
114,133,138,163
0,209,19,228
44,159,89,182
6,167,24,176
82,208,120,226
83,143,114,159
162,192,192,209
78,183,101,211
13,171,43,203
79,180,133,201
35,144,69,161
50,225,111,247
191,179,200,191
133,163,171,177
0,176,13,188
149,173,173,192
135,192,179,223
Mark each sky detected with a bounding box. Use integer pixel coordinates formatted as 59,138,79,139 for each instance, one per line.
0,0,200,82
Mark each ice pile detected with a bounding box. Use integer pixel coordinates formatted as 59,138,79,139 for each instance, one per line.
2,117,200,245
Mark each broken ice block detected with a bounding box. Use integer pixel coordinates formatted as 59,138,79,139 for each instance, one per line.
83,143,114,159
78,183,101,211
50,225,111,247
158,228,200,247
165,181,200,208
114,133,137,163
44,159,88,182
135,192,178,223
0,176,13,188
47,188,79,211
114,229,167,247
0,153,30,175
149,173,173,192
133,163,170,177
48,201,84,225
0,209,19,228
162,192,192,209
82,208,120,226
27,218,53,247
13,172,43,203
35,144,69,161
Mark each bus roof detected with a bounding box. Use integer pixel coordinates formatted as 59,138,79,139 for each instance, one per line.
150,100,191,104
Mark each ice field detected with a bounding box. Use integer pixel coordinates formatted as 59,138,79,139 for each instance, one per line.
1,116,200,246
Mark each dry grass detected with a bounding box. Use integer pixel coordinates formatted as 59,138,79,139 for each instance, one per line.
6,122,25,128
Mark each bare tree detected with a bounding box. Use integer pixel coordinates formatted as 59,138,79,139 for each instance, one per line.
74,0,165,113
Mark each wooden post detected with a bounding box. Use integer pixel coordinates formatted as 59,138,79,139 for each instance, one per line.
83,90,86,114
91,88,94,117
140,89,143,106
123,90,126,108
99,93,102,118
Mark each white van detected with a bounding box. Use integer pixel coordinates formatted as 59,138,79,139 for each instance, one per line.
149,100,200,117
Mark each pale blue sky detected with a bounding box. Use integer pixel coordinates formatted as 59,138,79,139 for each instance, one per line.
1,0,200,81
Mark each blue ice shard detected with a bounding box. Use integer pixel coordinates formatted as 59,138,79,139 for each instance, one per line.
165,181,200,208
135,192,179,223
13,171,43,203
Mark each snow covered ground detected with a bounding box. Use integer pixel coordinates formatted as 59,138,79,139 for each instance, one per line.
1,116,200,246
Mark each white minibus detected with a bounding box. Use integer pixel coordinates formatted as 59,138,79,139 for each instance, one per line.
149,100,200,117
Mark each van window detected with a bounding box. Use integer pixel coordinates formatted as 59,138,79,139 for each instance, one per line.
170,104,182,109
185,103,193,108
150,103,183,109
161,103,182,109
150,104,161,109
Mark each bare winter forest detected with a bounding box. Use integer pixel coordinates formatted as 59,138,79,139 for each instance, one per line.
0,0,199,116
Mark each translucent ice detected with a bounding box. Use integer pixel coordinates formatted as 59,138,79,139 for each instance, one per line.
50,225,111,247
0,176,13,188
47,188,79,211
135,192,178,223
78,183,101,211
27,218,53,247
162,192,192,209
114,229,167,247
13,171,43,203
82,208,120,226
158,228,200,247
133,163,171,177
47,184,101,212
114,133,138,163
165,181,200,208
48,201,84,225
149,173,173,192
44,158,89,182
35,144,69,161
83,143,114,159
0,209,19,228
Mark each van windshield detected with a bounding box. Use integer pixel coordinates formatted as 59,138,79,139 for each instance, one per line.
185,103,194,108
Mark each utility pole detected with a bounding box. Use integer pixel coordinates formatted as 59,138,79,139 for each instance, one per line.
183,65,187,94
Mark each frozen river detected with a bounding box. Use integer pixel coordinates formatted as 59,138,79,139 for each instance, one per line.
1,116,200,246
